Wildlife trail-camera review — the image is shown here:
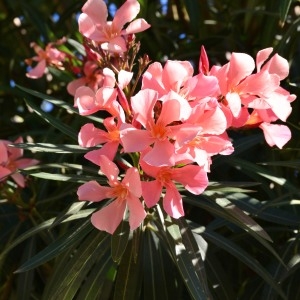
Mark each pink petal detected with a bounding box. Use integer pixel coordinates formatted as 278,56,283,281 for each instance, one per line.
123,167,142,197
120,125,153,153
256,48,273,72
199,45,210,74
238,71,280,96
143,140,175,166
262,53,289,80
231,106,250,128
79,123,108,147
198,136,234,155
141,180,162,207
228,52,255,87
123,18,150,35
97,155,119,182
131,89,157,127
112,0,140,33
84,141,119,164
81,0,108,26
91,199,126,234
11,173,25,188
101,37,127,53
197,106,227,135
126,194,146,230
159,92,191,122
15,158,39,169
26,60,47,79
0,166,11,181
162,60,194,92
188,73,219,99
0,143,8,164
259,122,291,149
78,14,96,39
172,164,208,195
67,78,87,96
226,92,242,118
75,86,99,115
141,62,165,95
95,87,117,108
118,70,133,89
163,183,185,218
77,180,112,202
8,137,23,160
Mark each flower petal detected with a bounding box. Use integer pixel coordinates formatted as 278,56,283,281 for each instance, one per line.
91,200,126,234
172,164,208,195
141,180,162,207
259,123,291,149
77,180,111,202
127,194,146,230
26,60,47,79
163,183,184,218
112,0,140,32
123,167,142,197
98,155,119,181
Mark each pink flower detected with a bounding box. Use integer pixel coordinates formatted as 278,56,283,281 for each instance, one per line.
79,0,150,53
0,137,39,187
77,155,146,234
140,150,208,218
79,117,121,161
259,122,291,149
67,61,104,96
142,60,194,96
25,42,66,79
120,89,192,166
74,67,130,119
174,105,233,171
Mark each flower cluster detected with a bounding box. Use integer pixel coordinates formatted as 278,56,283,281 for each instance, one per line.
0,137,39,188
25,0,296,234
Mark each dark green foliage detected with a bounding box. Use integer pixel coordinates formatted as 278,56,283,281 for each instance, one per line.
1,1,300,299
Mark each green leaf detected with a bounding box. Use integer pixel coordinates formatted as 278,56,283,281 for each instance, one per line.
43,230,110,300
23,171,99,183
225,192,300,227
17,85,104,123
113,238,143,300
12,142,97,153
279,0,292,25
76,251,114,300
111,220,130,263
215,197,272,242
0,209,95,264
184,195,286,266
227,157,300,195
16,237,36,300
21,3,49,42
143,229,179,300
165,230,209,300
25,97,78,141
67,38,86,55
155,215,211,300
201,230,287,300
15,220,93,273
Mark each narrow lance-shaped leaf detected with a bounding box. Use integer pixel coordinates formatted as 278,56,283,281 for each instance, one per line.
25,97,78,140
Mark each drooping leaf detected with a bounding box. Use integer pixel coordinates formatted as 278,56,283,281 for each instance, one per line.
113,238,143,300
42,230,110,300
111,220,130,263
24,97,78,141
201,230,287,300
15,220,94,273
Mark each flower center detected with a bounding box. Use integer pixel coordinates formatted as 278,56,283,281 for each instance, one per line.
157,167,172,184
111,182,128,200
151,122,168,141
